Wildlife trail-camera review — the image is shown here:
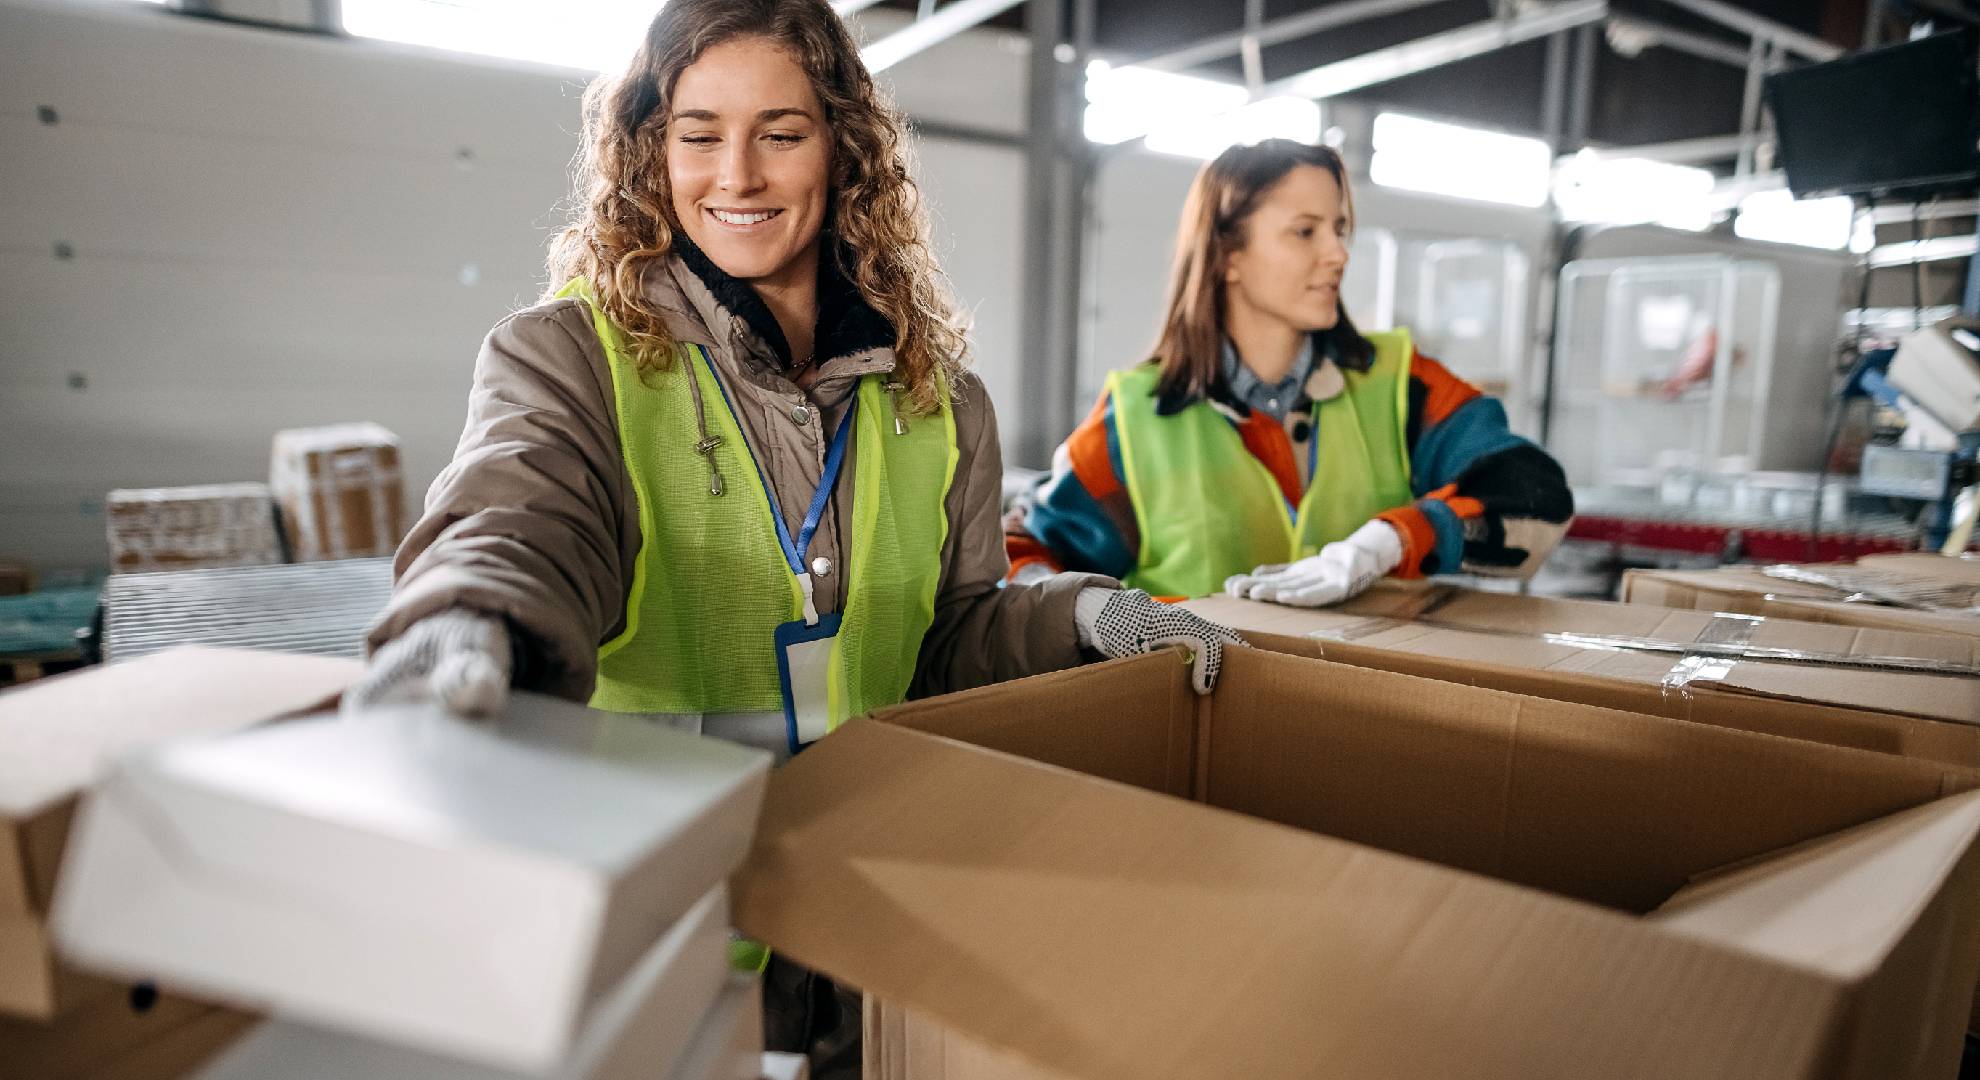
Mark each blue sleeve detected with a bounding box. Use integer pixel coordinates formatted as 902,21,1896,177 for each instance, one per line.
1018,398,1137,580
1409,396,1533,497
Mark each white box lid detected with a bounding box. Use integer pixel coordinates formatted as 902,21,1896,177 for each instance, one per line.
53,694,770,1070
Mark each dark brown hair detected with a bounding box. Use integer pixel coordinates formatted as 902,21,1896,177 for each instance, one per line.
545,0,966,414
1148,139,1372,412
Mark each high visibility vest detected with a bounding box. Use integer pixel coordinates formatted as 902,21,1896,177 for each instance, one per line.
1110,330,1414,598
558,280,958,728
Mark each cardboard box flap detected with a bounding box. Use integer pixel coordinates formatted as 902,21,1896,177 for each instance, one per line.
1186,594,1980,727
0,647,358,916
1651,790,1980,979
869,653,1197,798
1711,662,1980,723
1622,567,1980,641
1334,584,1980,666
737,720,1855,1080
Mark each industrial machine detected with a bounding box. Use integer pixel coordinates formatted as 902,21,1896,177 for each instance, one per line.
1845,321,1980,552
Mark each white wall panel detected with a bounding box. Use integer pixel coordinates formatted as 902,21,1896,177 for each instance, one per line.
910,135,1026,448
0,0,1032,572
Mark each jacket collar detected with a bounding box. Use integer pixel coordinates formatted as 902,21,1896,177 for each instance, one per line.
1159,330,1341,418
648,237,897,386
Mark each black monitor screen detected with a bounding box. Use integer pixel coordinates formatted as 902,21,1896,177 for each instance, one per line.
1765,30,1980,199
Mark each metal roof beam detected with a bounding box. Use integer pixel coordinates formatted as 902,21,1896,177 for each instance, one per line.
1606,14,1753,67
1574,132,1756,164
1654,0,1842,61
861,0,1028,73
1131,0,1445,73
1262,0,1609,101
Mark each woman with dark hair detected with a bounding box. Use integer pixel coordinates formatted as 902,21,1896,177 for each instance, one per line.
1009,139,1573,604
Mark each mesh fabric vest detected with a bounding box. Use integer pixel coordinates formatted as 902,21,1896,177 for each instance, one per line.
560,280,957,729
1111,329,1414,598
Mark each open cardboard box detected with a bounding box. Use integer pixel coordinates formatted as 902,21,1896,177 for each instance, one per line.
736,648,1980,1080
0,978,257,1080
1184,585,1980,769
0,647,358,1021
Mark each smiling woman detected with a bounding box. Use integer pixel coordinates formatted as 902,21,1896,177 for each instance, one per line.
666,39,833,364
344,0,1242,1074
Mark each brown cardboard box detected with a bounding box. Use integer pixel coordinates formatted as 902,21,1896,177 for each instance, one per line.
0,980,255,1080
0,648,358,1020
739,649,1980,1080
269,423,406,561
1858,552,1980,584
104,484,282,574
1183,585,1980,768
1623,559,1980,641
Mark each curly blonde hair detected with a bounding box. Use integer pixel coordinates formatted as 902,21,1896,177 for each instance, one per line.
546,0,967,414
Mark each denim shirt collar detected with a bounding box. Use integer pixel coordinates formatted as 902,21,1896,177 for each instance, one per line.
1219,335,1318,421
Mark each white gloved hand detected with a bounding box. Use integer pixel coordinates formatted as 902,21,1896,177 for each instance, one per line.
342,609,512,719
1075,587,1245,694
1223,520,1404,608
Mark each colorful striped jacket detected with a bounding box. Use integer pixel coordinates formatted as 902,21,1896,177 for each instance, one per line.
1007,349,1574,585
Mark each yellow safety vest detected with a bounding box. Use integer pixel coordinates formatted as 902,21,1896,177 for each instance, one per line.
1110,330,1415,598
558,280,959,729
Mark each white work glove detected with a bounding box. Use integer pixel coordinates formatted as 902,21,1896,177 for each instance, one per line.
342,608,512,719
1223,520,1404,608
1075,587,1245,694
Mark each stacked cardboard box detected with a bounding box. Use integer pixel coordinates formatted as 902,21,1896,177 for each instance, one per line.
738,648,1980,1080
0,648,358,1076
1184,583,1980,769
52,683,772,1078
269,423,406,562
104,483,283,573
1623,553,1980,640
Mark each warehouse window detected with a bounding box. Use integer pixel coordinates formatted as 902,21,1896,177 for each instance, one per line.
1083,62,1247,146
341,0,663,73
1083,61,1321,160
1733,189,1856,250
1553,151,1713,232
1368,112,1549,208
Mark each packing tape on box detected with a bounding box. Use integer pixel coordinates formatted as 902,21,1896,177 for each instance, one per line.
1664,612,1759,695
1553,609,1980,683
1303,587,1469,643
1306,615,1408,643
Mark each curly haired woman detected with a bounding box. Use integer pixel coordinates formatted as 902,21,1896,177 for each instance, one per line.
345,4,1239,1061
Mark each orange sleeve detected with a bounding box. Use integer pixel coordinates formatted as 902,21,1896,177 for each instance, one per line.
1411,352,1482,429
1004,533,1065,578
1065,390,1122,502
1374,505,1436,579
1377,483,1484,579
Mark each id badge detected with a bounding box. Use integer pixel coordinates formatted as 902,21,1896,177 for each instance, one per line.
775,612,842,754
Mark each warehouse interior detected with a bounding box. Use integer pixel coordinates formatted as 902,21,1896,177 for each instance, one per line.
4,0,1980,1077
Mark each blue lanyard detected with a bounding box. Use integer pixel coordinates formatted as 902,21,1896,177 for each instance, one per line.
699,351,857,582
